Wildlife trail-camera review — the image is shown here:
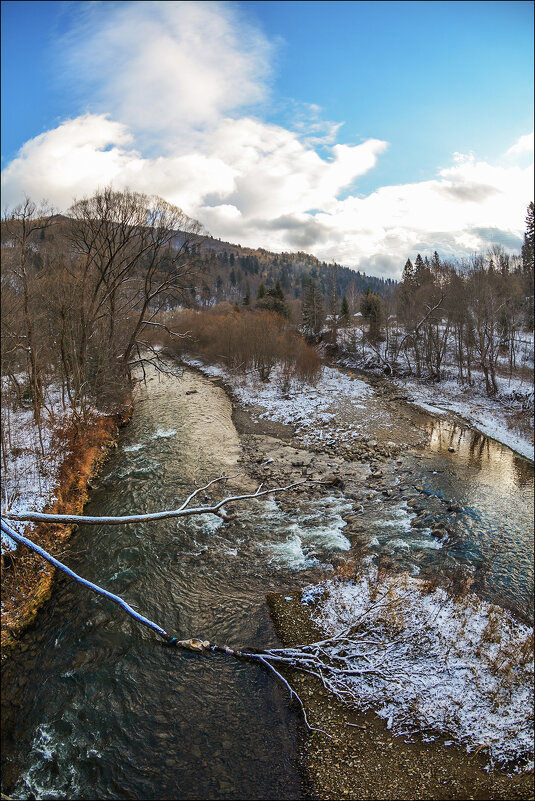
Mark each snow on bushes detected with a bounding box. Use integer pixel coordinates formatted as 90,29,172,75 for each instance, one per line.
301,566,534,770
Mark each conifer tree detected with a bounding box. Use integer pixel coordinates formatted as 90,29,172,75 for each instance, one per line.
256,279,289,317
359,288,384,342
522,201,534,276
302,279,324,336
402,258,415,284
340,294,350,327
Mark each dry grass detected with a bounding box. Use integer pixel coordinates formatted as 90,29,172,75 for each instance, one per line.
149,306,322,386
1,408,129,656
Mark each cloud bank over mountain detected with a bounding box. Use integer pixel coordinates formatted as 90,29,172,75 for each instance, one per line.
2,1,532,277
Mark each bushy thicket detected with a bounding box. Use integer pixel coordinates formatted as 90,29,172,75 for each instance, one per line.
157,305,322,385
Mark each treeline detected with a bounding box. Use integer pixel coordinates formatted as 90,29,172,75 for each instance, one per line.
193,241,396,312
1,189,204,452
341,205,534,397
1,188,333,464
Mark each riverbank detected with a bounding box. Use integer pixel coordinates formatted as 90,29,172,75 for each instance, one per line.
335,351,534,463
268,591,534,801
200,361,534,800
1,408,131,657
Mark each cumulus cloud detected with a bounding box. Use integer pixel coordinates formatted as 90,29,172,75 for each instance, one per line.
60,0,273,150
505,132,534,160
1,1,533,278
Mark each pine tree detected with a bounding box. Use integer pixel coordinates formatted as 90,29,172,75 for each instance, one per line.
402,258,415,284
340,294,350,327
414,253,425,275
256,279,289,317
359,289,384,342
522,201,534,276
302,279,324,336
414,253,432,287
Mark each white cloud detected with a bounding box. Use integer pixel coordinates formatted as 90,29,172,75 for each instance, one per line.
60,0,273,150
2,1,533,278
505,132,534,159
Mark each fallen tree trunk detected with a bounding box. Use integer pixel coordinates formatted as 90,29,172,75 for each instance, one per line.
0,516,327,733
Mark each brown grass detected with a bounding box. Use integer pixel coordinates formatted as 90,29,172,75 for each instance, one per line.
1,407,131,657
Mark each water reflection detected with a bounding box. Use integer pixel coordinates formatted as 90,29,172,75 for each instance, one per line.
424,419,534,491
416,419,533,619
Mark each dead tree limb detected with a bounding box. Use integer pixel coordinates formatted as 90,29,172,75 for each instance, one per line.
2,476,313,526
0,516,327,734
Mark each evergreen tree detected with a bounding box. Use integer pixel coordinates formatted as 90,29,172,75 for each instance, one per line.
302,279,324,336
522,201,534,276
414,253,425,275
256,279,289,317
359,289,384,342
340,294,350,327
272,279,284,301
402,258,415,284
414,253,432,287
257,282,266,299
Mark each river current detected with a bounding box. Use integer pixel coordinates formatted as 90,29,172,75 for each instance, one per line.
1,367,533,800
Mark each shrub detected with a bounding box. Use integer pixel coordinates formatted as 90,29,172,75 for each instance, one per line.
160,307,322,386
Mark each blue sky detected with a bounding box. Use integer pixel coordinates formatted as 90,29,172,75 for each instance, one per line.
1,0,533,276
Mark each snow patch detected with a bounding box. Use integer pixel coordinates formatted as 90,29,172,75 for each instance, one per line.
303,567,534,769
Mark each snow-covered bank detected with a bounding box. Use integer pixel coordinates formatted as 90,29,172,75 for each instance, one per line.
182,356,372,448
336,324,534,462
184,353,533,772
301,567,534,770
1,393,67,552
183,353,534,461
394,375,534,461
1,401,126,651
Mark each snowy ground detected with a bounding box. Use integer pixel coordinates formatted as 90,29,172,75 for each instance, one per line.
182,356,374,449
183,353,534,770
336,326,534,462
301,567,534,770
1,395,67,552
183,350,534,462
393,374,534,461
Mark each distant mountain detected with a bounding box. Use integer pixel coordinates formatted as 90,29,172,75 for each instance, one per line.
194,233,397,309
1,212,396,312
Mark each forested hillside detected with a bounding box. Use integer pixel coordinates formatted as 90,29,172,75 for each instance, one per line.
195,237,396,310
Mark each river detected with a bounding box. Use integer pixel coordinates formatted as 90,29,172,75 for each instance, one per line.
1,366,533,799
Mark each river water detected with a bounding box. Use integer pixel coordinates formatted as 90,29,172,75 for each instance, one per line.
1,367,533,800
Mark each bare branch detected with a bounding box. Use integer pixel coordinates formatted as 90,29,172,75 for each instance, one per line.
139,320,191,340
2,478,314,525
